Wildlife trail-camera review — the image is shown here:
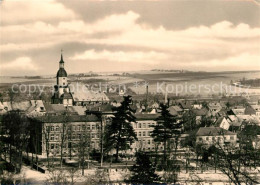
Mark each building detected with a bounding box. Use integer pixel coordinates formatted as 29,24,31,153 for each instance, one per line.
33,115,101,157
214,117,230,130
207,102,222,116
131,114,161,152
196,127,237,147
52,53,73,106
0,100,46,116
51,53,109,106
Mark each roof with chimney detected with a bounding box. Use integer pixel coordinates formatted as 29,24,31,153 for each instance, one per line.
196,127,236,136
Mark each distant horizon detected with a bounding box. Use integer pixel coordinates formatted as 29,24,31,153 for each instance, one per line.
1,69,260,78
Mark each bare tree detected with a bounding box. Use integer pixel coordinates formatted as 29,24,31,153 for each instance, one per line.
46,168,69,185
59,111,69,168
42,123,51,167
195,129,260,185
77,127,91,176
85,169,110,185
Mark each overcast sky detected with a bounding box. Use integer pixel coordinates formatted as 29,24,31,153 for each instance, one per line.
0,0,260,76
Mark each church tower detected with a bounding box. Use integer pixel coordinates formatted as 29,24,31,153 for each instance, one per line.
52,52,73,106
56,53,68,96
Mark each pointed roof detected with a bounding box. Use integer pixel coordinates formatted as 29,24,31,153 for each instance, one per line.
60,51,64,63
57,68,67,77
57,52,67,77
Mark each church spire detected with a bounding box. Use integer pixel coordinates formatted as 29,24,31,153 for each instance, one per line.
59,49,64,68
60,49,64,64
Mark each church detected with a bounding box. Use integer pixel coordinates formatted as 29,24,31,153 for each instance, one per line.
51,53,109,106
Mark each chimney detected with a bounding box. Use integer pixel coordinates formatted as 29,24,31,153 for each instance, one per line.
145,85,148,111
164,83,168,105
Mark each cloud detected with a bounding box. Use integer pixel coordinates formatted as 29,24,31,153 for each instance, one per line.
70,49,168,64
0,57,38,72
1,0,76,25
1,7,260,74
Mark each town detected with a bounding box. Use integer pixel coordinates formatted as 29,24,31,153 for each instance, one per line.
0,54,260,184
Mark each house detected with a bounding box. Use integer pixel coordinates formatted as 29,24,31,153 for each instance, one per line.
179,101,192,111
229,108,245,116
216,108,228,118
132,113,162,152
244,105,256,115
229,121,242,132
168,105,183,116
196,127,237,147
207,102,222,116
33,114,101,157
0,102,12,114
251,105,260,116
247,95,260,105
191,108,208,125
149,102,160,109
26,100,46,117
214,117,230,130
193,104,203,109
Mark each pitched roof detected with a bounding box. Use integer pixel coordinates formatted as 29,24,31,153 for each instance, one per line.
196,127,236,136
191,108,208,116
33,114,99,123
244,106,256,115
70,106,87,115
70,83,109,102
251,105,260,111
135,113,160,120
86,104,114,112
44,103,66,114
231,108,245,115
27,100,46,113
168,106,178,116
215,117,226,126
61,92,73,99
179,102,192,109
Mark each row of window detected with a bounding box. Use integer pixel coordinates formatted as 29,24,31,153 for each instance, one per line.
46,124,99,132
198,136,235,142
49,133,99,141
136,139,154,145
49,141,98,150
136,131,152,137
134,122,156,129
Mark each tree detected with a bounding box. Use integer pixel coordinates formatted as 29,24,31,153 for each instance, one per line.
195,129,260,184
151,103,182,167
1,110,30,173
77,128,91,176
127,152,160,184
42,122,51,168
200,116,213,127
85,169,110,185
208,143,259,184
104,95,137,162
182,110,197,131
59,111,69,168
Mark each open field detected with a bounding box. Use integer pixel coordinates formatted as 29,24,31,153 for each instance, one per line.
1,70,260,96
